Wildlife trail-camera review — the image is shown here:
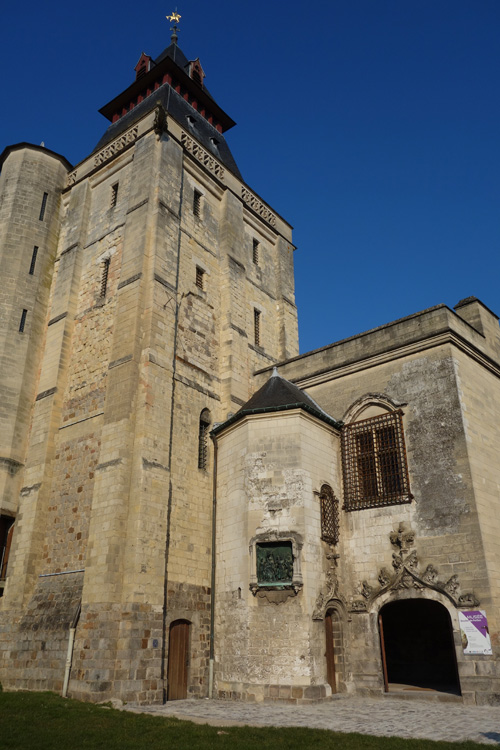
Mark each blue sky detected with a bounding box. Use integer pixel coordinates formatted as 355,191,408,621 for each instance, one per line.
2,1,499,354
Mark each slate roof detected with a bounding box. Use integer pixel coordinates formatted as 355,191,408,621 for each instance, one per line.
93,42,242,179
212,369,342,435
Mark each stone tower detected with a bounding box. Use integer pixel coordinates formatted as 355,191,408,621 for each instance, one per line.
0,144,71,596
0,35,298,703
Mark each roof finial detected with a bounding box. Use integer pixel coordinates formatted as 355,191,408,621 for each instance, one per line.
167,9,181,44
272,366,280,378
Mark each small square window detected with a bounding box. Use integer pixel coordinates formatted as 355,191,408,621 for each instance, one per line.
193,189,202,217
252,239,259,265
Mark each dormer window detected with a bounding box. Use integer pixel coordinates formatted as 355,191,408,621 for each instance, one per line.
189,59,205,88
134,52,152,82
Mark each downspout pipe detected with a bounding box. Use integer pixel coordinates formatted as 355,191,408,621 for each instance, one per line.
62,602,81,698
208,432,218,698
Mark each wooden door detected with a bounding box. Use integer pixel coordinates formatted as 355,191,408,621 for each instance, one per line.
325,612,336,693
167,620,190,700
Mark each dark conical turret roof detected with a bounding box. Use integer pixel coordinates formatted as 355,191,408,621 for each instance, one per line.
212,369,342,435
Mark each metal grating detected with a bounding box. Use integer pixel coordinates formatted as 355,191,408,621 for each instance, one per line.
320,484,339,545
342,410,411,511
100,258,110,298
198,410,210,469
195,266,204,290
193,189,202,217
254,308,261,346
252,238,259,265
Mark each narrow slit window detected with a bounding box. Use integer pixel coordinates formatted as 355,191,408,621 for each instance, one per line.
195,266,204,290
319,484,339,545
29,246,39,275
110,183,119,209
19,309,28,333
100,258,110,298
198,409,211,469
254,308,261,347
252,239,260,265
193,189,202,218
39,192,48,221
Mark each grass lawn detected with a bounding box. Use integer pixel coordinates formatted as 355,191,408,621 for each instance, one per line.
0,690,487,750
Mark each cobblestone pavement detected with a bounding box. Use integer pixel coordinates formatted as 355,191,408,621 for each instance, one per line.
125,695,500,745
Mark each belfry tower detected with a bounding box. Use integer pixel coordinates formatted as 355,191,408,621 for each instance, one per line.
0,20,298,703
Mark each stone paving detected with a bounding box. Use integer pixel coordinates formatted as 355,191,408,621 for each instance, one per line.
124,695,500,745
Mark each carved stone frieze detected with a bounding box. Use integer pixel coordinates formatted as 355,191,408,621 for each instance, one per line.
241,187,276,227
94,126,139,168
353,522,479,609
180,131,225,179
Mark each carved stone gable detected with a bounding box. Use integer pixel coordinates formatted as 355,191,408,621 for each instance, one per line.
349,522,479,612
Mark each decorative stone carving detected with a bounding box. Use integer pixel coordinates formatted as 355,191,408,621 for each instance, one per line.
154,106,167,139
181,131,225,179
422,564,439,584
378,568,391,587
444,575,460,597
312,546,347,620
67,171,77,187
458,593,480,607
353,522,479,609
94,126,139,167
361,581,374,599
249,531,303,602
241,187,276,226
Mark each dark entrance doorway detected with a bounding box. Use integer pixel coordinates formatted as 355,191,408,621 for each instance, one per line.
379,599,460,694
167,619,190,700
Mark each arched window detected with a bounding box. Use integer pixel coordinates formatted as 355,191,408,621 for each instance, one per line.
319,484,339,545
198,409,211,469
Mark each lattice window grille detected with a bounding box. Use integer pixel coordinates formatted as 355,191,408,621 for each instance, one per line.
110,183,119,208
39,192,48,221
198,410,210,469
195,266,204,290
193,189,202,217
254,308,261,346
342,410,411,511
100,258,110,298
252,239,259,265
320,484,339,545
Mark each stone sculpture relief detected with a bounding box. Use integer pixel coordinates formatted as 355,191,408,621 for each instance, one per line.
349,522,480,613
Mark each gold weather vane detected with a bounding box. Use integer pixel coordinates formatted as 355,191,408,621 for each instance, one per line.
167,9,181,43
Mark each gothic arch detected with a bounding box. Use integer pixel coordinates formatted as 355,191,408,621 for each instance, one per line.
342,393,406,424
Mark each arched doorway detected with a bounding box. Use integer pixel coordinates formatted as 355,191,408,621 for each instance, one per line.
379,599,460,694
167,619,191,700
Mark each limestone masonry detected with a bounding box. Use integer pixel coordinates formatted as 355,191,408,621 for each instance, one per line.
1,34,499,706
